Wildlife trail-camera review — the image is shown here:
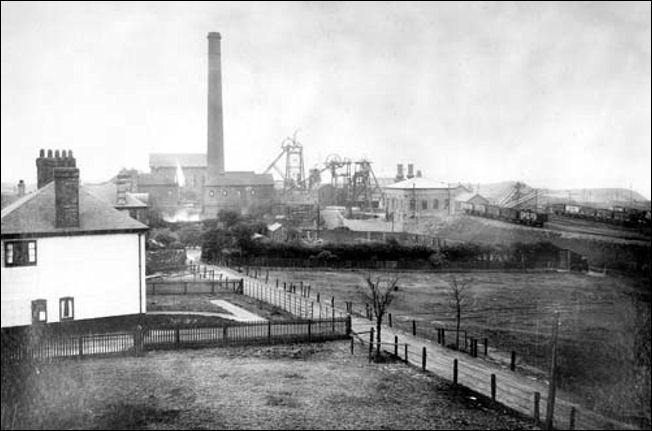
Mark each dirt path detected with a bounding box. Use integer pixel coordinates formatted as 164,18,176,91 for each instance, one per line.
207,262,639,430
148,300,267,322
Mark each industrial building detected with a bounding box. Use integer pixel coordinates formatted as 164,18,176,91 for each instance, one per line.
384,164,470,223
138,32,274,219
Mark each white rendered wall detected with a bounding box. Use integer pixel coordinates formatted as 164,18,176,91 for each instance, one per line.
1,233,146,328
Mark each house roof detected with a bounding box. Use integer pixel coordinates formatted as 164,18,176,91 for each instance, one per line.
208,172,275,186
149,153,206,168
1,182,148,238
267,222,283,232
383,177,452,190
85,181,148,209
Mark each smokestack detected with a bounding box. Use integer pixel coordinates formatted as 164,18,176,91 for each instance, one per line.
36,149,77,189
395,164,405,182
54,167,80,228
17,180,25,197
207,32,225,180
116,173,129,206
407,164,414,179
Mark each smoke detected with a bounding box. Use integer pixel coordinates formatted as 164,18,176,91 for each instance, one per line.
175,160,185,187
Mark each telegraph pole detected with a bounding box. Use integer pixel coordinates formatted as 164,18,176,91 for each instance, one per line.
545,312,560,430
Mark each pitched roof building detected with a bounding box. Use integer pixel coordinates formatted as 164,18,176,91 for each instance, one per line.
1,150,148,328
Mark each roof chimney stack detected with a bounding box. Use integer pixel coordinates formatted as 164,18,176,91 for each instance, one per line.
17,180,26,197
116,173,129,206
207,32,225,181
407,164,415,179
395,164,405,182
36,149,77,188
416,170,422,178
54,167,80,228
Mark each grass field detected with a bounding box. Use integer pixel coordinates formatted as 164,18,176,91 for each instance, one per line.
2,341,536,430
263,268,651,427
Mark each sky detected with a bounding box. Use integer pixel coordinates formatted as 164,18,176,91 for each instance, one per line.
1,1,650,198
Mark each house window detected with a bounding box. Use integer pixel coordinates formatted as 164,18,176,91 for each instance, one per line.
409,199,416,211
60,297,74,321
4,241,37,267
433,199,439,209
31,299,47,324
209,190,215,198
421,200,428,210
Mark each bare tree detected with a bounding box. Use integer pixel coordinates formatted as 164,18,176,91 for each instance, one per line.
361,274,400,359
446,276,471,350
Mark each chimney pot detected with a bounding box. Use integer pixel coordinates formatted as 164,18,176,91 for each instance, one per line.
39,149,45,157
407,164,415,179
54,167,80,228
54,150,60,159
47,149,53,158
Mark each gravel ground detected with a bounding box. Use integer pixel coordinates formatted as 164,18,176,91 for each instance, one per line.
3,341,537,430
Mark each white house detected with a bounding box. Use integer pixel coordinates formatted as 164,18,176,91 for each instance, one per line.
1,151,148,328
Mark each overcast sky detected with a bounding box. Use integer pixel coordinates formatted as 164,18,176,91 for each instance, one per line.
2,1,650,198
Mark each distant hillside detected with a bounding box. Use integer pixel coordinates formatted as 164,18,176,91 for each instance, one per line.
474,181,650,210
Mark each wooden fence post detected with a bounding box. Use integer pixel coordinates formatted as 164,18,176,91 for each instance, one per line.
350,337,354,354
223,326,228,344
389,313,392,327
394,336,398,357
437,328,441,344
422,347,427,371
308,320,312,340
569,407,576,430
510,351,516,371
265,270,269,284
276,278,278,288
404,344,408,363
491,374,496,402
346,315,351,335
175,327,180,348
268,321,271,340
453,359,458,384
369,328,374,362
442,329,445,346
79,336,84,357
534,392,540,424
484,337,488,355
412,320,416,336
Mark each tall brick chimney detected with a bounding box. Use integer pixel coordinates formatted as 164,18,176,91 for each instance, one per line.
36,149,76,189
54,167,80,228
207,32,225,182
17,180,26,197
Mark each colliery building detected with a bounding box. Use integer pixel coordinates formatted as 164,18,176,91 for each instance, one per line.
384,164,470,223
142,32,274,219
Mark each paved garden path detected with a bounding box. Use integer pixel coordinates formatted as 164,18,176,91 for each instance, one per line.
148,300,266,323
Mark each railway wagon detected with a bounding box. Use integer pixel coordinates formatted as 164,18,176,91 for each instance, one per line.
519,209,548,227
486,205,500,218
499,207,519,223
